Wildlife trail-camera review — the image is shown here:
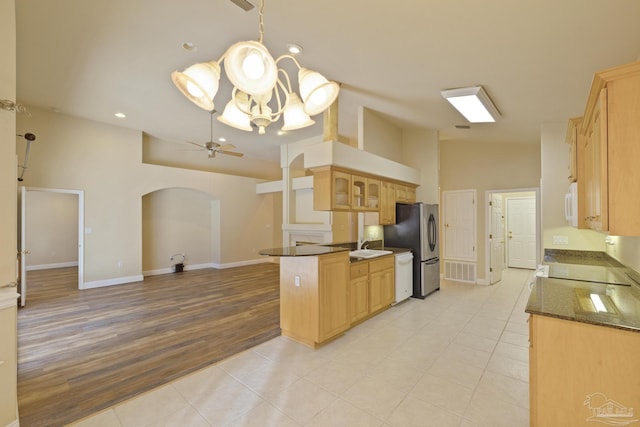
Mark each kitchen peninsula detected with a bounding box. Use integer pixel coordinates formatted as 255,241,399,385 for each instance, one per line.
526,251,640,426
260,244,399,348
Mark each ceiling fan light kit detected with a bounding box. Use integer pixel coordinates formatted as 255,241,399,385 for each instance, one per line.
440,85,501,123
171,0,339,135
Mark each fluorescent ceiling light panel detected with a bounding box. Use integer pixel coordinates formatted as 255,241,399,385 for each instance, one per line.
441,86,501,123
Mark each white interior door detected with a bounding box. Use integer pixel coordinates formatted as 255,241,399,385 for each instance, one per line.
489,193,505,284
507,197,536,269
443,190,476,261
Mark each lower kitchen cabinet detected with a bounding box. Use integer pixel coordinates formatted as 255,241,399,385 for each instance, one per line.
280,252,396,348
280,252,349,348
349,262,369,324
368,256,395,313
529,314,640,426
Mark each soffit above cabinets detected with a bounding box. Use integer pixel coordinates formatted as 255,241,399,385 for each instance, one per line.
303,141,420,185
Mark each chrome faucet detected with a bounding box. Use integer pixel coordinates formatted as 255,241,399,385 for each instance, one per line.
360,240,371,249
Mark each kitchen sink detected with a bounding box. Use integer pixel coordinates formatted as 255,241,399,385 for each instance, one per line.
349,249,393,259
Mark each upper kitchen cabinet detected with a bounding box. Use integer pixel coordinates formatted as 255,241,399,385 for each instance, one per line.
379,181,396,225
313,167,352,211
396,184,417,204
312,166,416,222
579,60,640,235
565,117,582,183
351,175,380,211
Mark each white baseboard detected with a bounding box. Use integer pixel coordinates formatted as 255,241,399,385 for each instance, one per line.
143,259,271,276
27,261,78,271
476,278,490,285
143,263,213,277
211,258,272,269
82,275,144,290
6,418,19,427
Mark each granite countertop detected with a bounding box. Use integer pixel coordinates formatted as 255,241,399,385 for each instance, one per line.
543,249,624,267
526,249,640,332
526,277,640,332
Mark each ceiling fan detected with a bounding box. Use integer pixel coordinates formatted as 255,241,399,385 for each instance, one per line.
183,112,244,158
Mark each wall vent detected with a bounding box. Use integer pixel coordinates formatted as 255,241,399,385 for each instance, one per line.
444,260,476,283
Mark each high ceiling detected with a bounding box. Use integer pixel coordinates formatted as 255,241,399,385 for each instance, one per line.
15,0,640,165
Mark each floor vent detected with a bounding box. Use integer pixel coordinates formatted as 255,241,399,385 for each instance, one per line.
444,260,476,283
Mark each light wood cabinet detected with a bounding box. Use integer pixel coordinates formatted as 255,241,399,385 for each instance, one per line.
380,181,396,225
312,167,415,222
582,90,608,231
349,262,369,324
565,117,581,182
313,167,351,211
395,184,417,204
351,176,380,211
349,255,395,325
368,256,395,313
529,314,640,427
366,178,381,210
578,60,640,235
279,252,349,347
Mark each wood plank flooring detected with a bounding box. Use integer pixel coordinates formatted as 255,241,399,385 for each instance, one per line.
17,264,281,427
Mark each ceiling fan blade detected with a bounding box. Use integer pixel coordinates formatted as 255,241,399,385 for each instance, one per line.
218,150,244,157
184,140,207,149
218,143,236,151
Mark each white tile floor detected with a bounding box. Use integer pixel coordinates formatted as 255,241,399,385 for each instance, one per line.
69,269,533,427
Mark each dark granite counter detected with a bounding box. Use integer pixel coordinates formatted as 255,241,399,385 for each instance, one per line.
526,277,640,332
260,240,411,261
543,249,624,267
259,246,350,257
527,249,640,332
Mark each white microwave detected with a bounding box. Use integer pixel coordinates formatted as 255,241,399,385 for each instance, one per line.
565,182,578,227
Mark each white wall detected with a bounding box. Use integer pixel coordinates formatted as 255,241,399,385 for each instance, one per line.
360,107,403,163
25,190,78,269
540,123,605,252
142,188,214,273
402,129,439,204
17,107,278,287
440,140,541,280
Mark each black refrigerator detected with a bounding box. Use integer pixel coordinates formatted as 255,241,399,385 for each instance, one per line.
383,203,440,298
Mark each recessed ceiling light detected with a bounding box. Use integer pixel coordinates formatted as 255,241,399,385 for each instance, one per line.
182,42,198,52
286,43,303,55
114,112,126,118
277,130,287,136
218,137,226,143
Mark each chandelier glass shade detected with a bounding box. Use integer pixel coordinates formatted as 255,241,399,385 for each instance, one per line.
171,0,339,135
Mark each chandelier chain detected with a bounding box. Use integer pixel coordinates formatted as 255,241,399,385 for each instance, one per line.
258,0,265,43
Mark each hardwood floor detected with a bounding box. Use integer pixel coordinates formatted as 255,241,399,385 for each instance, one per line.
17,264,281,427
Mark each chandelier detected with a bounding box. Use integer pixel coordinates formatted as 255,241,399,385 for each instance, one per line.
171,0,340,135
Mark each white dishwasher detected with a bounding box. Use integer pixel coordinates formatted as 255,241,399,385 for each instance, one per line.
394,251,413,304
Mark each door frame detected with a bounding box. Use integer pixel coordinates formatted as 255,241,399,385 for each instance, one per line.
484,187,540,285
20,187,85,301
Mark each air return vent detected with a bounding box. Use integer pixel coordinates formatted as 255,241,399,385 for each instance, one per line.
444,260,476,283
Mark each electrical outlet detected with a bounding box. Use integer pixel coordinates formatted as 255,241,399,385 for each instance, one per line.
552,235,569,245
294,276,301,287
